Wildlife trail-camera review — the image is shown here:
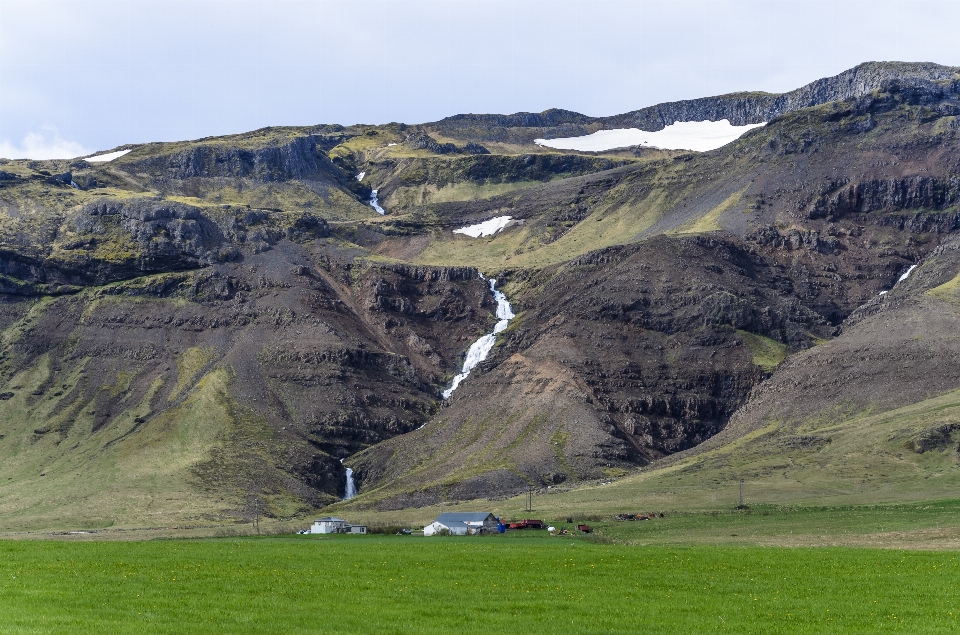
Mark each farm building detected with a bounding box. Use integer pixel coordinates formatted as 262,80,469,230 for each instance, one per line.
309,517,367,534
423,512,498,536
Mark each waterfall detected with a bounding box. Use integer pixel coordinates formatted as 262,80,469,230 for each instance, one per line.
441,276,515,399
369,190,385,215
341,459,357,500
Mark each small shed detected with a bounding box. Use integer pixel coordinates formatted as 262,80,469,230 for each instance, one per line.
424,512,498,536
309,517,367,534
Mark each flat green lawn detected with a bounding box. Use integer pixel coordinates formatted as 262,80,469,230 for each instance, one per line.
578,501,960,548
2,536,959,634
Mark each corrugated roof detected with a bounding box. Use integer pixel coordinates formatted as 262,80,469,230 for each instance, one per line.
314,517,347,523
434,512,495,524
431,520,469,529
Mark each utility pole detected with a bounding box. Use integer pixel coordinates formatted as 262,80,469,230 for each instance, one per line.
527,485,532,513
739,480,744,508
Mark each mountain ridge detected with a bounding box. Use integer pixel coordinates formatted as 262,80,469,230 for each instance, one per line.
2,61,960,527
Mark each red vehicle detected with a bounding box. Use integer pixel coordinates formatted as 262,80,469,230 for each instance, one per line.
507,519,545,530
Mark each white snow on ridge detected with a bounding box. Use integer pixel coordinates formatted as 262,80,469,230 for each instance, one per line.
84,149,132,162
535,120,766,153
454,215,513,238
356,171,366,181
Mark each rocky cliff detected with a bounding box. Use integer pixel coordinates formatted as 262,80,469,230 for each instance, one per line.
2,61,960,526
429,61,960,144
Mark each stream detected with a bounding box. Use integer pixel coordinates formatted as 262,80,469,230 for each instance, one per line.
441,275,515,399
341,459,357,500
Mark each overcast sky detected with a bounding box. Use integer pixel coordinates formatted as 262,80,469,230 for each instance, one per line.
1,0,958,159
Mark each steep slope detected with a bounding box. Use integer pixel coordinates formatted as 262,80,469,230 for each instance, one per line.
538,236,960,510
344,68,960,507
0,197,498,528
3,61,960,526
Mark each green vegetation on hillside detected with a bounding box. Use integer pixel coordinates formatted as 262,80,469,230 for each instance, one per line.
738,330,791,372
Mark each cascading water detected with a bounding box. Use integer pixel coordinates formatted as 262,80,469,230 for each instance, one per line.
369,190,385,215
441,275,515,399
341,459,357,499
878,263,919,296
356,172,385,215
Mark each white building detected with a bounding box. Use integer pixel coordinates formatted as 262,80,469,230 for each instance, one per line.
310,517,367,534
423,512,498,536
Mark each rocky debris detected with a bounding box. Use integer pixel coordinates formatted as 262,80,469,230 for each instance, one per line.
746,225,843,254
913,423,960,453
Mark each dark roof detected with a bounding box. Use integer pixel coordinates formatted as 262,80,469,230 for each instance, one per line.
434,512,496,524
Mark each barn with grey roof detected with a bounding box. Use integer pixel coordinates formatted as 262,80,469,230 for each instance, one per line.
423,512,498,536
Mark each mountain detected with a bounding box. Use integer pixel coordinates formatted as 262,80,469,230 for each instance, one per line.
1,61,959,528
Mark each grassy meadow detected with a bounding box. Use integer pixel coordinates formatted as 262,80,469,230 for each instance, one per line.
2,533,960,634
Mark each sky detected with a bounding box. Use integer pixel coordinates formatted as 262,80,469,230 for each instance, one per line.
1,0,958,159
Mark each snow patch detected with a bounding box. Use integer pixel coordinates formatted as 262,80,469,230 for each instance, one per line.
535,120,766,153
442,276,514,399
454,216,513,238
85,149,132,162
369,189,385,215
356,171,365,181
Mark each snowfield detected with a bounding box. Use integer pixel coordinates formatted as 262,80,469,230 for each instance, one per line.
535,120,766,153
454,216,513,238
84,149,132,162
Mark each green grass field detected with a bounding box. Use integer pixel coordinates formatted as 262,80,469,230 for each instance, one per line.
2,535,959,634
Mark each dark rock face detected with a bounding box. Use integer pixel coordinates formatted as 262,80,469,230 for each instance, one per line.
495,236,828,455
0,198,332,290
74,198,226,267
767,62,960,119
125,136,342,184
403,133,489,155
353,232,848,507
808,177,960,220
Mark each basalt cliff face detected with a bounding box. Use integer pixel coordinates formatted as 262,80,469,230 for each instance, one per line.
2,61,960,526
431,61,960,144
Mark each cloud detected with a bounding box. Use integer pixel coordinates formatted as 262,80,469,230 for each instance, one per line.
0,126,92,160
